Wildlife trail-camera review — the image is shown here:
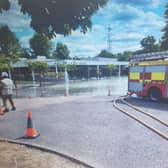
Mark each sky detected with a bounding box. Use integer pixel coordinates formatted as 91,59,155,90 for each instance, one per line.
0,0,167,58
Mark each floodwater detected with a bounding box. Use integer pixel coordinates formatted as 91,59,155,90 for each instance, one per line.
15,76,128,98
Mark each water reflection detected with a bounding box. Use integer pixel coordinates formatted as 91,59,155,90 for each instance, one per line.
16,76,128,98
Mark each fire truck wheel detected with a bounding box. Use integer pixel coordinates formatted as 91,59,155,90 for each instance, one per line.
148,87,161,101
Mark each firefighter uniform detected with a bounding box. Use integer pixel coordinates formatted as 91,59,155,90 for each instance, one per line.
0,72,16,112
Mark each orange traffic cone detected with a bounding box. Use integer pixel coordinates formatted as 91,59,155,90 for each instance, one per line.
25,111,40,138
0,108,4,115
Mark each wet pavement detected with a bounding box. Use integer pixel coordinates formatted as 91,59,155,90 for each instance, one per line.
15,77,128,98
0,95,168,168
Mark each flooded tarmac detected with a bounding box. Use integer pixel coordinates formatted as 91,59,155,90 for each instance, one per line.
15,76,128,98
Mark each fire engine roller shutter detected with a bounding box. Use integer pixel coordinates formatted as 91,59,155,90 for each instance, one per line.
129,82,143,91
129,66,144,92
129,66,143,80
145,65,166,81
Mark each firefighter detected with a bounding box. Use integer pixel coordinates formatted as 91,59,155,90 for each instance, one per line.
0,72,16,112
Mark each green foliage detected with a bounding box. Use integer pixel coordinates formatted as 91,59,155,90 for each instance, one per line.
27,61,49,86
161,3,168,50
27,61,49,72
0,0,10,13
97,50,132,61
106,64,118,75
141,36,157,52
0,54,11,71
117,51,133,61
106,64,117,70
54,42,70,59
30,33,53,58
96,50,116,58
65,64,79,71
135,36,160,54
0,25,20,63
19,48,31,59
0,0,108,38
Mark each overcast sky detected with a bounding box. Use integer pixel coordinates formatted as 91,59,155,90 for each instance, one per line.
0,0,167,58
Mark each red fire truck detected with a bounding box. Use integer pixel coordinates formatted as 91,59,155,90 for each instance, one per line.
128,51,168,101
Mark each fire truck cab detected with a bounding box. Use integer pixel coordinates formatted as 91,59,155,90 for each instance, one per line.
128,51,168,101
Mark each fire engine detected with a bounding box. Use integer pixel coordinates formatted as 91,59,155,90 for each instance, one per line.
128,50,168,101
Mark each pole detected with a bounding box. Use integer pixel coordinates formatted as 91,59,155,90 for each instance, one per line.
64,66,69,96
97,65,100,80
118,65,121,77
87,66,90,80
55,62,58,79
8,70,12,79
32,70,36,85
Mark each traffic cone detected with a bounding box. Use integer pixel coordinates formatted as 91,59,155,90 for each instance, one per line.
108,88,111,96
25,111,40,139
0,108,4,115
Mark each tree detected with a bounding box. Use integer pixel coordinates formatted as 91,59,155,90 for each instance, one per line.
0,0,108,38
140,36,159,52
27,61,49,86
63,64,79,79
73,56,81,60
30,33,53,58
161,3,168,50
19,47,31,59
135,36,160,54
0,25,21,63
96,50,115,58
0,0,10,13
54,42,70,60
0,54,11,71
117,51,133,61
106,64,118,76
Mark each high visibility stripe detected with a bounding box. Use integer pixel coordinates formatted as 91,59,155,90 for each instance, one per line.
129,72,140,80
144,80,151,83
151,72,165,80
129,79,139,82
138,61,168,66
